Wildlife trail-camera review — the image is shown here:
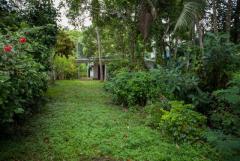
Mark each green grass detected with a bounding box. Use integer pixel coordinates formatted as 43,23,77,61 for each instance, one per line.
0,81,218,161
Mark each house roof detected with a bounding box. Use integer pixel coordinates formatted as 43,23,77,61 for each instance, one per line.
76,56,117,64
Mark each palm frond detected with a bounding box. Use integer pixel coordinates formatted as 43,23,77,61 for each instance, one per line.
174,1,206,32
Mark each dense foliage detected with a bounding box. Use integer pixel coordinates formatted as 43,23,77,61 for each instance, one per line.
159,101,206,143
105,71,158,107
53,55,78,80
55,31,75,58
0,31,48,127
0,0,57,129
104,32,240,160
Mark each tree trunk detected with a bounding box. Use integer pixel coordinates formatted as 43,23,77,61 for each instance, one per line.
95,26,103,81
129,1,138,68
191,22,196,45
155,36,164,65
233,0,240,43
212,0,218,33
196,18,204,51
226,0,232,36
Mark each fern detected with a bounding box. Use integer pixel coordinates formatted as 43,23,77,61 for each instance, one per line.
205,130,240,161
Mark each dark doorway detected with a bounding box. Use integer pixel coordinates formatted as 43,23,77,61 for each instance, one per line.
98,65,105,80
88,67,91,78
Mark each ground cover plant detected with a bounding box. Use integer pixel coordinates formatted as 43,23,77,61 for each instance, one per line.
0,81,220,161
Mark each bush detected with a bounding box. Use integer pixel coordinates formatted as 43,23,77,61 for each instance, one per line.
107,59,130,79
159,101,206,143
105,71,159,107
145,100,171,128
0,30,48,127
105,68,210,108
210,73,240,136
198,33,240,91
24,25,57,70
150,68,211,109
150,68,200,100
205,130,240,161
53,55,78,80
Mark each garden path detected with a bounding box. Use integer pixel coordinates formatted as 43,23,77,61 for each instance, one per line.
0,81,213,161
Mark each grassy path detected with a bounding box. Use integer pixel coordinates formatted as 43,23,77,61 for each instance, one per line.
0,81,216,161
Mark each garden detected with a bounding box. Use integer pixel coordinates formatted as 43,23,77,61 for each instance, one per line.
0,0,240,161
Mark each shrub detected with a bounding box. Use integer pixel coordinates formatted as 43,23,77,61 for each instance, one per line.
105,68,209,108
145,100,171,128
205,130,240,161
159,101,207,143
210,72,240,136
150,68,211,109
105,71,159,107
106,59,130,80
198,33,240,91
53,55,78,80
150,68,200,100
0,30,48,127
24,25,57,70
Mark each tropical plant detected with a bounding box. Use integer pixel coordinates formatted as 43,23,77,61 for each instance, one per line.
105,71,159,107
174,0,206,31
205,130,240,161
53,55,78,80
198,33,240,91
210,72,240,136
159,101,207,143
0,30,48,128
55,31,75,58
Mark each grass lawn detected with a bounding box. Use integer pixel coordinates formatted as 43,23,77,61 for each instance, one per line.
0,81,218,161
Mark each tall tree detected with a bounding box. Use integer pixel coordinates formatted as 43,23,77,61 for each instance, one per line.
55,31,75,58
174,1,206,50
225,0,232,35
212,0,218,33
233,0,240,43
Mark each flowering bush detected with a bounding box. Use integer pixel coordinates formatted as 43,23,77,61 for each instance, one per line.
3,45,12,52
0,31,48,127
19,37,27,44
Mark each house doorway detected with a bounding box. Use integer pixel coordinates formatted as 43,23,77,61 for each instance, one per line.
97,65,105,80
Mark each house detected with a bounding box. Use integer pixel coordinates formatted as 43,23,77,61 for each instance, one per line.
76,57,112,80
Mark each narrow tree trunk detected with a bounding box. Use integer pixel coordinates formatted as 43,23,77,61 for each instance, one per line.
233,0,240,43
226,0,232,36
155,37,164,65
95,26,103,81
130,28,136,65
191,22,196,45
212,0,218,33
173,37,179,60
196,18,204,51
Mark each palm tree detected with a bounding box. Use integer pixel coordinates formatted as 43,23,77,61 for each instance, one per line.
143,0,206,48
174,0,206,50
174,1,206,31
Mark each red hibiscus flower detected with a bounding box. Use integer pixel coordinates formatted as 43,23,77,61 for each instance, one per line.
3,45,12,52
19,37,27,44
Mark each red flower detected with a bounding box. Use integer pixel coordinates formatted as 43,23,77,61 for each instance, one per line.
19,37,27,44
3,45,12,52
